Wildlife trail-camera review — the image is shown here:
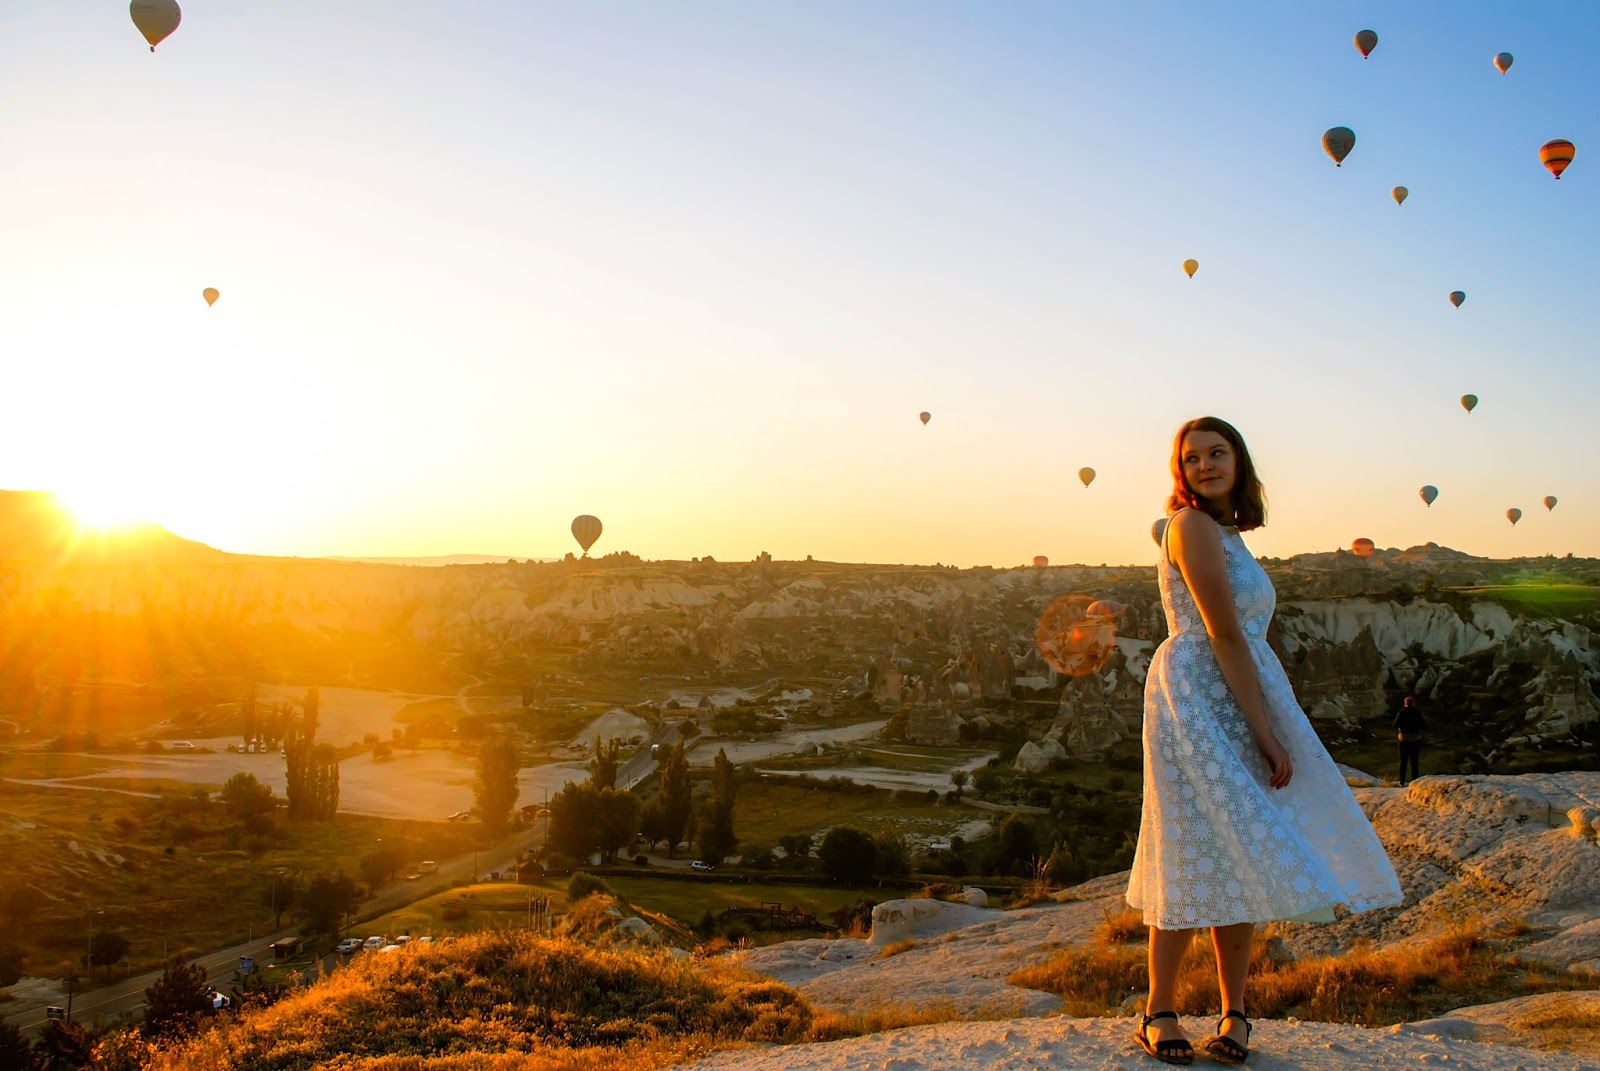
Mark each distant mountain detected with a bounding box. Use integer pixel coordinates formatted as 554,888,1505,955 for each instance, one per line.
0,490,231,564
322,554,561,566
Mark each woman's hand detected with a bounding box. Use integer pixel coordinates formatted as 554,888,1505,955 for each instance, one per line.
1256,733,1293,789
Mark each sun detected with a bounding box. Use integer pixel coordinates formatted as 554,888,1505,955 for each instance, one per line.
55,484,153,532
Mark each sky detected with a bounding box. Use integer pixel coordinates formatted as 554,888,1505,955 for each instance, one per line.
2,2,1597,566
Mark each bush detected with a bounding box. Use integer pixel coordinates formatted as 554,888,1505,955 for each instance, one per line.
633,854,649,866
567,872,612,902
722,921,751,944
743,846,776,871
818,826,877,883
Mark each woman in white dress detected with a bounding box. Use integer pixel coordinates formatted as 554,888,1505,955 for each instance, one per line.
1126,417,1402,1064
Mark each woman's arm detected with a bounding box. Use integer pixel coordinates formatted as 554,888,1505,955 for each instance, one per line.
1169,510,1293,788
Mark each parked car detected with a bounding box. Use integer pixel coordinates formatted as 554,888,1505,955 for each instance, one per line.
418,860,438,874
416,936,434,944
447,811,472,822
379,943,403,954
362,936,385,951
689,860,715,872
206,989,232,1011
170,741,195,750
336,938,362,954
393,935,411,946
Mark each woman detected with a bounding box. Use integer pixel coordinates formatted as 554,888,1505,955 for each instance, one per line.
1126,417,1402,1064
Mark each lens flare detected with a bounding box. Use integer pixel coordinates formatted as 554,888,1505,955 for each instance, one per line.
1036,594,1124,678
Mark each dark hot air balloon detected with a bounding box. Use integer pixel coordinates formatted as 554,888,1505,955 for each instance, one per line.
571,515,603,554
1541,139,1575,180
1323,127,1356,166
130,0,181,51
1354,29,1378,58
1151,518,1169,546
1419,485,1438,507
1544,496,1558,511
1494,52,1514,75
1449,291,1466,308
1506,508,1522,526
1460,394,1478,413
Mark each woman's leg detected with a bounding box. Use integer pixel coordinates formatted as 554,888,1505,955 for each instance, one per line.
1146,926,1195,1048
1210,922,1253,1047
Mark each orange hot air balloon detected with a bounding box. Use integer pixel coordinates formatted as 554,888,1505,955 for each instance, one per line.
1032,555,1049,568
918,411,930,426
202,287,219,307
1543,496,1557,511
1460,394,1478,413
571,514,603,554
1506,508,1522,526
1352,538,1375,558
1392,186,1408,205
1077,467,1096,488
1182,258,1198,279
1494,52,1513,75
1354,29,1378,58
130,0,181,52
1540,139,1575,180
1449,291,1466,308
1322,127,1356,167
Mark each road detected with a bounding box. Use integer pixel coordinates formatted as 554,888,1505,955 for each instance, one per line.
1,824,546,1036
616,721,683,791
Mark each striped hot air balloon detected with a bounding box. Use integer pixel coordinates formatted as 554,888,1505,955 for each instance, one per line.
1540,139,1575,180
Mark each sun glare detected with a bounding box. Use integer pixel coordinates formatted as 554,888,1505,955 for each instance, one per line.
55,486,152,532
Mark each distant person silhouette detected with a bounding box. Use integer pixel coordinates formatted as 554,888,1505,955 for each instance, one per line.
1393,696,1426,786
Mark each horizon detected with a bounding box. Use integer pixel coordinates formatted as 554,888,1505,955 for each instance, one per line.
2,4,1596,566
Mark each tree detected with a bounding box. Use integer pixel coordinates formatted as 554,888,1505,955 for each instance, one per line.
548,782,602,861
696,748,738,865
0,1020,42,1071
871,831,910,876
220,772,274,821
88,931,131,979
359,847,404,889
36,1018,94,1067
639,800,667,849
258,874,297,928
594,788,641,863
994,814,1038,876
818,826,877,883
301,873,359,937
589,737,621,790
778,833,812,861
949,769,969,799
283,704,338,822
143,956,212,1037
656,741,693,858
372,741,393,762
474,732,521,837
0,941,24,987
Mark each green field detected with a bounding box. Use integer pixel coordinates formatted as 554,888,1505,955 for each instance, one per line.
730,779,960,849
1459,583,1600,618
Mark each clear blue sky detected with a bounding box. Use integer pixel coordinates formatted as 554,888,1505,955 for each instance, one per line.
1,2,1595,564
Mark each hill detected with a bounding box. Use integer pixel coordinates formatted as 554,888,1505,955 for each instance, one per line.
0,491,231,565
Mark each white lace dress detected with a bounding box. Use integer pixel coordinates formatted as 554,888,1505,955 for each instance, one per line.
1125,511,1403,929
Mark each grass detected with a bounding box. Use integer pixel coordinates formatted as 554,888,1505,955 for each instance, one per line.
731,779,956,848
1458,583,1600,618
1009,918,1600,1027
0,778,483,982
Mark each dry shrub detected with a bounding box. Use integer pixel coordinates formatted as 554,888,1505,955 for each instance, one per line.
139,930,812,1071
1096,906,1147,947
806,1002,967,1043
1010,922,1600,1027
874,939,916,960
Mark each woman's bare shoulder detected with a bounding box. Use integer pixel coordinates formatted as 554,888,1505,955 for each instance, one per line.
1169,507,1223,541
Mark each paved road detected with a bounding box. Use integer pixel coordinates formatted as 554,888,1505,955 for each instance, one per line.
616,722,681,792
1,824,545,1036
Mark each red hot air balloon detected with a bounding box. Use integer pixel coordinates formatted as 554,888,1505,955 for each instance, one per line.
1541,139,1575,180
1352,538,1375,558
1032,555,1049,568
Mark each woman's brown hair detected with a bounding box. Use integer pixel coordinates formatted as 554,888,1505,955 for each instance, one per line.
1167,416,1268,531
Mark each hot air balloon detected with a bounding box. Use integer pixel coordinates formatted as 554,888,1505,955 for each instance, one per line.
1544,496,1558,511
1033,555,1049,568
1506,508,1522,525
1494,52,1514,75
1151,518,1169,546
1354,29,1378,58
1460,394,1478,413
1352,538,1375,558
1392,186,1408,206
130,0,181,51
1078,467,1096,488
918,411,930,426
1420,485,1438,507
1449,291,1466,308
1540,139,1575,180
1182,259,1198,279
570,515,602,555
202,288,219,307
1322,127,1356,167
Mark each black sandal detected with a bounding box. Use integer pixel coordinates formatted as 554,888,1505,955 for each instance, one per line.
1136,1010,1194,1065
1201,1010,1251,1064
